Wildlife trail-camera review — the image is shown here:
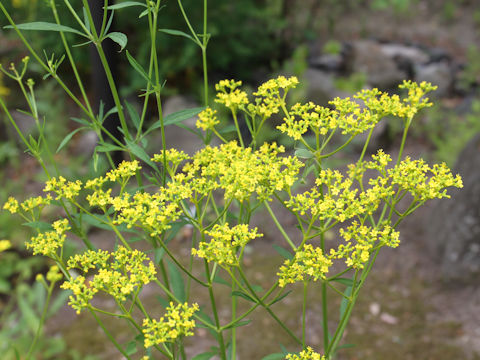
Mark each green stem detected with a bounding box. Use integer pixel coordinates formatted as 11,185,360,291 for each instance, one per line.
264,201,296,250
25,284,53,359
302,281,307,348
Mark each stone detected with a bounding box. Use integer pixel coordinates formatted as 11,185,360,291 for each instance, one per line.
350,40,407,90
414,60,453,97
427,132,480,282
301,68,338,105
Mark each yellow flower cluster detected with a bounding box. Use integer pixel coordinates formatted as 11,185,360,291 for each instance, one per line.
192,223,262,266
277,244,333,287
3,196,19,214
288,149,462,222
388,157,463,201
180,141,303,202
214,79,249,111
26,218,70,258
85,160,141,190
196,108,219,131
278,80,436,141
62,246,156,313
0,239,11,253
285,346,325,360
142,302,199,347
151,149,190,169
330,221,400,269
111,190,182,236
254,76,300,100
46,265,63,283
44,176,82,200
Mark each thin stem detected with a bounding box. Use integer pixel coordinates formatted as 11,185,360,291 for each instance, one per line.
302,281,307,348
264,201,296,251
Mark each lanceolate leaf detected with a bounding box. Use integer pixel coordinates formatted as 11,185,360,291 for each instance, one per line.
5,22,86,37
105,32,128,52
145,107,204,136
56,127,87,153
159,28,194,42
107,1,147,10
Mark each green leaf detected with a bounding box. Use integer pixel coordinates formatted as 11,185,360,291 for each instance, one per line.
125,139,157,170
125,101,141,131
231,290,256,303
105,32,128,52
262,354,285,360
295,148,314,159
167,259,186,303
56,127,86,153
339,284,353,320
164,107,204,126
95,143,125,153
154,247,165,264
107,1,147,10
125,341,137,356
145,107,204,136
22,221,53,232
213,274,230,287
126,50,151,83
159,28,194,42
71,117,90,126
331,277,354,287
269,289,292,306
18,295,39,332
273,244,293,260
5,22,85,37
224,319,251,330
192,352,217,360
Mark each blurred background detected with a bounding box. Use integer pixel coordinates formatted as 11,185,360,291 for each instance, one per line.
1,0,480,359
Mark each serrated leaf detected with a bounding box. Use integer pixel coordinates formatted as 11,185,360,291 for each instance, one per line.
273,244,293,260
5,22,85,37
159,28,194,41
105,32,127,52
262,354,285,360
107,1,147,10
56,127,86,153
331,277,354,287
231,290,256,303
167,259,186,303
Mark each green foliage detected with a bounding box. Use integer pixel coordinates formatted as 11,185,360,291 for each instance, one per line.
423,99,480,166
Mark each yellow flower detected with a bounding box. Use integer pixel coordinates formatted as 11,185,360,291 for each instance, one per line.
193,223,262,266
142,302,199,347
0,240,11,253
286,346,325,360
277,244,332,287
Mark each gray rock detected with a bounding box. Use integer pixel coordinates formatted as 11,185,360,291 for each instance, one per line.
414,60,453,97
301,68,337,105
380,43,430,64
427,132,480,282
350,40,407,89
